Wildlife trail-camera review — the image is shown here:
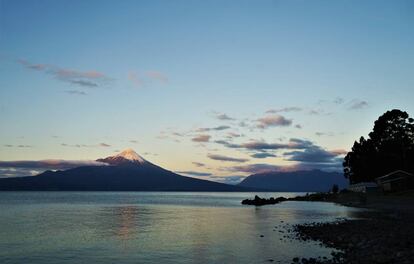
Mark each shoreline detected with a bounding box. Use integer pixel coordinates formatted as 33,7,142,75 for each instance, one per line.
286,191,414,264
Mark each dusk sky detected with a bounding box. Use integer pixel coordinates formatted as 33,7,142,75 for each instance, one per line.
1,0,413,184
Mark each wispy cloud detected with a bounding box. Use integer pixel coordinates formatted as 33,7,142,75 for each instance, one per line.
208,175,246,185
192,162,205,167
191,134,211,142
0,159,107,178
257,114,292,129
128,70,169,88
61,143,111,148
128,72,144,88
250,152,277,159
0,168,43,178
348,99,369,110
266,107,302,113
195,126,230,132
65,90,87,95
215,138,313,151
176,171,212,177
225,163,281,174
216,113,235,121
18,59,112,88
334,97,345,104
145,71,168,83
207,154,249,163
225,132,243,139
3,144,32,148
315,132,334,137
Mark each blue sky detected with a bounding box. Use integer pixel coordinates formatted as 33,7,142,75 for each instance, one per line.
1,0,413,183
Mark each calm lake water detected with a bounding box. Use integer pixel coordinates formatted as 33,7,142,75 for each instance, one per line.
0,192,364,263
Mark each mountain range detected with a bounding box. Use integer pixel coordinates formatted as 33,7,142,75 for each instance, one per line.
0,149,347,191
238,169,348,192
0,149,247,191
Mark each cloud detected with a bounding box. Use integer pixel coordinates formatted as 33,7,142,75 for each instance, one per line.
208,175,246,185
238,121,248,127
330,149,348,155
192,162,205,167
3,144,32,148
196,125,231,132
192,134,211,142
145,71,168,83
18,59,111,88
171,132,185,137
225,132,242,138
61,143,111,148
214,140,242,148
282,142,346,169
245,138,312,150
215,138,313,151
284,147,339,163
266,107,302,113
226,163,281,174
207,154,249,163
257,114,292,129
315,132,334,137
0,168,43,178
334,97,345,104
128,72,143,87
0,160,107,178
216,113,235,121
65,90,87,95
348,100,369,110
69,80,98,87
176,171,212,177
251,152,277,159
241,141,289,150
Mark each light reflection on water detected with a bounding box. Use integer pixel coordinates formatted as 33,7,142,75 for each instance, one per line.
0,192,364,264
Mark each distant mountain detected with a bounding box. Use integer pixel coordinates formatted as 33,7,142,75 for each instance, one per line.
96,148,148,166
0,149,248,191
238,169,348,192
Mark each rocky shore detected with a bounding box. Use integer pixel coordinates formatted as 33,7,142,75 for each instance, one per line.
294,212,414,264
242,191,414,264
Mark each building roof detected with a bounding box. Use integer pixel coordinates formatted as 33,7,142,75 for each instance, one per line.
375,170,413,182
349,182,378,188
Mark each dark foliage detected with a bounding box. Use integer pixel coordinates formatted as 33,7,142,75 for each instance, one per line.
343,109,414,184
331,184,339,194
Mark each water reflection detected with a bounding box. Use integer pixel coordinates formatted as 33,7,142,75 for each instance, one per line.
0,192,367,264
96,205,151,241
115,206,139,240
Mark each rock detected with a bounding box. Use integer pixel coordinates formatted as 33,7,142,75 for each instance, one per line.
241,195,287,206
292,257,299,262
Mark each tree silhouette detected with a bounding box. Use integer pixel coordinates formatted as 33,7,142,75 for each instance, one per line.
343,109,414,184
331,184,339,194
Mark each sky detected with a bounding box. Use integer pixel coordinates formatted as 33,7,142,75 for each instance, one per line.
0,0,413,184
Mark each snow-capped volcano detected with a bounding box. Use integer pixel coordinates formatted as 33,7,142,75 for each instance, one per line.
115,148,146,162
97,148,147,165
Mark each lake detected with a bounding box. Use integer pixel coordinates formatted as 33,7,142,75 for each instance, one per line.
0,192,364,263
